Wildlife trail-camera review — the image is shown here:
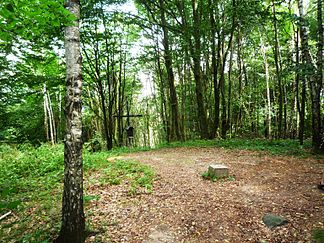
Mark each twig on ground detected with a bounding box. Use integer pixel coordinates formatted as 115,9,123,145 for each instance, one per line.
0,211,12,221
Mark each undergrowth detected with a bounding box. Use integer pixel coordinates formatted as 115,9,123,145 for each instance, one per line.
0,144,154,242
0,138,318,241
313,228,324,243
201,171,235,182
159,138,314,157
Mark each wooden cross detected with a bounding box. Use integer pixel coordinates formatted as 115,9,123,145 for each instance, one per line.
114,100,142,146
114,100,143,126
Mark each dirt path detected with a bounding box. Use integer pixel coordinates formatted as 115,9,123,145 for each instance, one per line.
85,147,324,242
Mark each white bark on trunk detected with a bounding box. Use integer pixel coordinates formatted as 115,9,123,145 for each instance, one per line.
43,84,49,141
56,0,85,242
47,91,56,144
260,38,272,140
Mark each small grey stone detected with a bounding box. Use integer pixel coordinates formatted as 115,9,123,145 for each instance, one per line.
262,214,288,229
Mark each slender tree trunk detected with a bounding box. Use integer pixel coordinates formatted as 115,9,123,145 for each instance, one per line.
272,0,283,138
58,88,63,140
107,73,116,150
47,91,56,143
56,0,85,242
227,41,234,137
191,0,209,139
146,102,150,147
44,84,49,141
236,27,243,135
283,85,287,138
158,0,182,141
298,0,311,146
155,38,170,143
295,29,301,139
96,60,110,150
261,37,272,140
104,37,115,150
211,35,218,137
117,45,126,147
220,0,236,138
294,27,305,144
213,29,221,137
44,86,55,145
220,39,227,139
313,0,323,151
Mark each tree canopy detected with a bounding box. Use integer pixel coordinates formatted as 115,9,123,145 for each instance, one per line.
0,0,322,149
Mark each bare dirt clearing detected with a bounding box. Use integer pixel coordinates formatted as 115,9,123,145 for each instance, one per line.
85,147,324,242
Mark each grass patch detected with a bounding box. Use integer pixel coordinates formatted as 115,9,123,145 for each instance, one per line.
201,171,219,182
159,138,314,157
201,171,235,182
0,143,154,242
0,144,64,242
313,228,324,243
101,159,154,194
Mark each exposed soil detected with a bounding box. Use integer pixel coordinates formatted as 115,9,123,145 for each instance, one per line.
85,147,324,242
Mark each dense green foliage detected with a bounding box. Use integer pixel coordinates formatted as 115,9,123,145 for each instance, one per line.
0,1,322,241
0,0,323,151
0,144,154,242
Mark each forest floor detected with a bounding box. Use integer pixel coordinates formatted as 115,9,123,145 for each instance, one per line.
85,147,324,242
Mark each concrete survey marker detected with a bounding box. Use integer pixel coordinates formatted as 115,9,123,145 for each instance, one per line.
208,164,229,178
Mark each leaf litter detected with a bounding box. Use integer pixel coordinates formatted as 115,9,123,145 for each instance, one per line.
85,147,324,242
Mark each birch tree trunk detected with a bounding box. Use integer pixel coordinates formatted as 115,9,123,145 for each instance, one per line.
261,38,272,140
56,0,85,242
44,84,49,141
44,84,55,145
47,91,56,144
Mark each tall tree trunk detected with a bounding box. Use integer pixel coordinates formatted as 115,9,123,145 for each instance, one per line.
272,0,283,138
117,45,126,147
104,34,116,150
43,84,49,141
220,0,236,138
283,85,287,138
56,0,85,242
261,37,272,140
96,48,110,150
295,29,301,139
58,88,63,140
297,0,311,146
213,29,222,137
47,91,56,144
155,36,170,143
158,0,182,141
236,27,243,135
44,85,55,145
313,0,323,151
210,6,219,137
227,41,234,137
191,0,209,139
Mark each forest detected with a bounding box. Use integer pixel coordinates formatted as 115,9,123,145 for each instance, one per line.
0,0,323,150
0,0,323,242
